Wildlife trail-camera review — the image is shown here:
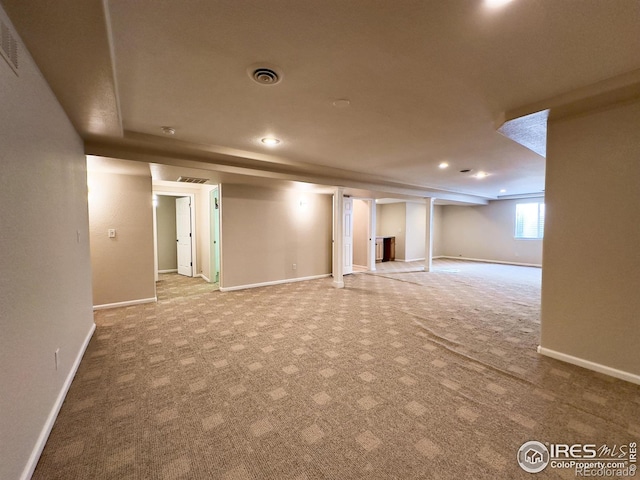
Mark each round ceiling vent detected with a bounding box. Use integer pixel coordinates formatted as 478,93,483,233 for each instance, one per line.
247,63,283,85
252,68,280,85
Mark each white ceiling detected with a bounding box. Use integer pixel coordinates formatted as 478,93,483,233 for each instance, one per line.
4,0,640,202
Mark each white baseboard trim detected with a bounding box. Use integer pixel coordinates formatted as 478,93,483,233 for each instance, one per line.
432,255,445,259
403,258,425,262
537,346,640,385
199,273,211,283
220,274,331,292
158,269,178,274
93,297,157,310
439,256,542,268
21,322,96,480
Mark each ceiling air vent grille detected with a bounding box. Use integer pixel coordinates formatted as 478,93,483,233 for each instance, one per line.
0,20,19,75
252,68,280,85
177,176,209,184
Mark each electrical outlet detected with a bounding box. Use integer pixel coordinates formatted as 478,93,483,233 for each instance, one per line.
54,348,60,370
108,229,116,238
292,263,297,270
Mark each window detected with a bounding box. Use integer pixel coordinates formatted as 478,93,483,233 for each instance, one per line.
515,202,545,239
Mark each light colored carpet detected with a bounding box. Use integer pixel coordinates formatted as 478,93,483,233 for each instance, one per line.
33,259,640,479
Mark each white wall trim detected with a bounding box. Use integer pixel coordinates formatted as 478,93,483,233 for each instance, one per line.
199,273,211,283
93,297,157,310
439,255,541,268
403,257,425,262
21,323,96,480
221,274,331,292
537,346,640,385
158,269,178,274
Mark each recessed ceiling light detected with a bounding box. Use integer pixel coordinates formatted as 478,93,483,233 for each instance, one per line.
486,0,514,7
500,189,506,193
439,162,449,169
261,137,281,146
161,126,175,135
474,171,489,179
332,99,351,108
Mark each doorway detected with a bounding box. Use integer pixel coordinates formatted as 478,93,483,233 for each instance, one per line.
153,192,197,279
351,198,376,272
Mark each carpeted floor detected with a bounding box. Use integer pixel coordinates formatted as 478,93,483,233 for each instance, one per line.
33,259,640,479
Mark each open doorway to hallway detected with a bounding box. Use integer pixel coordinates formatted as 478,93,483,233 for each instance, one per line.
154,192,196,278
349,198,376,273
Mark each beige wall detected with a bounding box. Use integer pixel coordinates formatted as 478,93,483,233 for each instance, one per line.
405,202,427,261
156,195,177,271
378,203,406,260
352,199,369,267
220,184,332,289
541,99,640,377
440,198,543,265
88,171,156,306
0,6,95,479
433,205,444,257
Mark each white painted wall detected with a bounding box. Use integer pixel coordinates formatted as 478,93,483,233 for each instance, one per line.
156,195,177,271
220,184,332,289
0,7,95,479
405,202,427,261
541,99,640,378
432,205,444,257
378,203,406,260
440,198,543,266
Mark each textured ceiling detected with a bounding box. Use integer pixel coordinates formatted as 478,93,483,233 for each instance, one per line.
4,0,640,201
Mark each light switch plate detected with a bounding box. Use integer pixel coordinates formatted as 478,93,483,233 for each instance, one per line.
108,229,116,238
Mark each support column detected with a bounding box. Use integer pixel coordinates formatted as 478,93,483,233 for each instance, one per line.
332,188,345,288
424,197,435,272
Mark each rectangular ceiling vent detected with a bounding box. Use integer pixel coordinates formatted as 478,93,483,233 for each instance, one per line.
0,20,19,76
177,176,209,184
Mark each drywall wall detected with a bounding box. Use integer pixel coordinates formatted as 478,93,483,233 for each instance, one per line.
156,195,177,271
378,202,406,260
541,99,640,377
405,202,427,261
353,199,369,267
88,171,156,306
0,6,95,479
153,183,214,281
440,198,543,265
220,184,332,288
432,205,444,257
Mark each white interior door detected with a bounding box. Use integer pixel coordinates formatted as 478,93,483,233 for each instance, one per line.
343,197,353,275
176,196,193,277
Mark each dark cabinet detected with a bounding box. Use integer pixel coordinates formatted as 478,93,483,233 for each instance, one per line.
375,236,395,262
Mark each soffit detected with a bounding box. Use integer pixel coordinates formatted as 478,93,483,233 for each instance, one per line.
4,1,640,199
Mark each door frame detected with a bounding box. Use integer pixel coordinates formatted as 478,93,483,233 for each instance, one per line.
153,191,197,279
209,186,221,285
